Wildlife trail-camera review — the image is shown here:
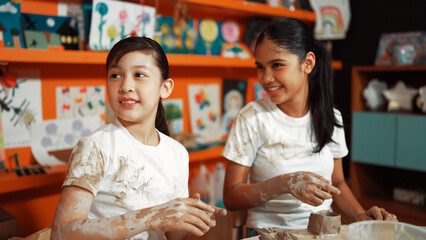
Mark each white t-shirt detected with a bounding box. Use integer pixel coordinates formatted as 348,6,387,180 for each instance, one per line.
63,118,189,240
222,97,348,230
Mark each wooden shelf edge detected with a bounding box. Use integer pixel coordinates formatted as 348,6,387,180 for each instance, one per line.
189,145,225,163
352,65,426,72
0,164,68,195
183,0,316,22
0,49,342,69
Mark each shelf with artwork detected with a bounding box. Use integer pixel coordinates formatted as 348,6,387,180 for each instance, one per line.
350,65,426,226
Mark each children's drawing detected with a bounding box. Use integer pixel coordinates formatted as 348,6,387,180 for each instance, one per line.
89,0,155,51
56,86,106,121
254,82,267,100
0,0,25,48
154,16,197,54
188,84,222,144
309,0,351,40
58,1,85,49
163,99,183,135
196,19,225,56
22,13,79,50
30,116,103,166
222,79,247,135
220,21,251,59
0,73,42,148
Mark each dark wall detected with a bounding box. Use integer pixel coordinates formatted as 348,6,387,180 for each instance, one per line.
331,0,426,177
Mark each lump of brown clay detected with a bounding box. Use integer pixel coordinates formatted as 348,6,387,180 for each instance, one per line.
255,227,297,240
307,210,341,236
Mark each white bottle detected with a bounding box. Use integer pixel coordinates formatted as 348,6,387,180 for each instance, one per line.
190,164,210,204
211,163,225,208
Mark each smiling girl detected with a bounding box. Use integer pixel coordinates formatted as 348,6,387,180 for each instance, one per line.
51,37,226,240
222,18,396,236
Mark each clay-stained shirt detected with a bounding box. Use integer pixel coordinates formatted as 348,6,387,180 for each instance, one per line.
222,97,348,231
63,118,189,240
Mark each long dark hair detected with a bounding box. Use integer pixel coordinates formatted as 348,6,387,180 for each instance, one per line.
106,36,170,136
255,18,341,153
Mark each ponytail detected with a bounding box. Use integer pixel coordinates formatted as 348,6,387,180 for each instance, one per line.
155,100,170,136
308,40,341,153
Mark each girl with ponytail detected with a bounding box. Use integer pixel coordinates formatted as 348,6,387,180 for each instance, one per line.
222,18,396,236
52,37,226,240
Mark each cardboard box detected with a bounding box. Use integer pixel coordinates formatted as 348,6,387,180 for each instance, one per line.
0,207,18,240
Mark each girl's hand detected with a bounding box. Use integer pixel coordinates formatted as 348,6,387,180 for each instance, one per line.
356,206,398,222
284,171,341,206
145,197,222,237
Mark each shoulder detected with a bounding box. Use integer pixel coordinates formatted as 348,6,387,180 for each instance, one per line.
159,132,188,155
73,123,114,152
237,97,273,120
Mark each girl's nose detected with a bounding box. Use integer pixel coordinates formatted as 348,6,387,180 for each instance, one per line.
261,70,274,84
119,77,134,93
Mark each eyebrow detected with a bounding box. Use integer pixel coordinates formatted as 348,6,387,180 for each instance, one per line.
255,58,287,65
109,64,150,70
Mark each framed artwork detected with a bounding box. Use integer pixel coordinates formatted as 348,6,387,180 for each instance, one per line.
154,16,197,54
195,19,225,56
220,21,251,59
187,84,222,144
89,0,156,51
56,86,106,120
0,71,42,148
254,82,267,100
222,79,247,135
309,0,351,40
375,31,426,66
22,13,79,50
163,99,184,135
0,0,25,48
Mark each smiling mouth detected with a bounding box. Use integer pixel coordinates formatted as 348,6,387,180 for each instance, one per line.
120,100,138,104
268,86,280,91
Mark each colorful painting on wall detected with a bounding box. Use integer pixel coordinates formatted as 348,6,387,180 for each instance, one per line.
163,98,184,135
0,71,42,148
221,79,247,135
89,0,156,51
195,19,225,56
21,13,79,50
254,82,267,100
154,16,198,54
0,0,25,48
58,1,85,49
220,21,251,59
56,86,106,121
30,116,104,166
309,0,351,40
188,84,222,144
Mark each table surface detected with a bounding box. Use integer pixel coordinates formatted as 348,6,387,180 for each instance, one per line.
242,225,350,240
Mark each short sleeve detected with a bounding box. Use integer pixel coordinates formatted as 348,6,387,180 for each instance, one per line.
62,137,109,195
176,149,189,198
222,109,260,167
328,109,349,158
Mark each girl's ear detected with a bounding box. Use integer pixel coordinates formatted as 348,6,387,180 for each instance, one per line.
303,51,316,74
160,78,174,99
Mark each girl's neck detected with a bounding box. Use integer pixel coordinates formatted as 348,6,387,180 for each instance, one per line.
118,118,159,146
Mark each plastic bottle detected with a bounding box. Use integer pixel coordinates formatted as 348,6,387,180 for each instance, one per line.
211,163,225,208
190,164,211,204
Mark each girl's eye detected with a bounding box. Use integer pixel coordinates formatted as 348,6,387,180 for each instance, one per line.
256,65,264,70
110,73,121,79
272,63,283,68
135,73,146,78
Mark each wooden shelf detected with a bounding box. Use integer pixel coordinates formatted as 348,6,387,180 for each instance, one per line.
189,146,225,162
0,48,342,69
0,164,68,194
352,65,426,72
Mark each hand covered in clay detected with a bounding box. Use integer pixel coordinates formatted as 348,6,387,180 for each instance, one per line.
145,196,226,237
284,171,341,206
356,206,398,222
